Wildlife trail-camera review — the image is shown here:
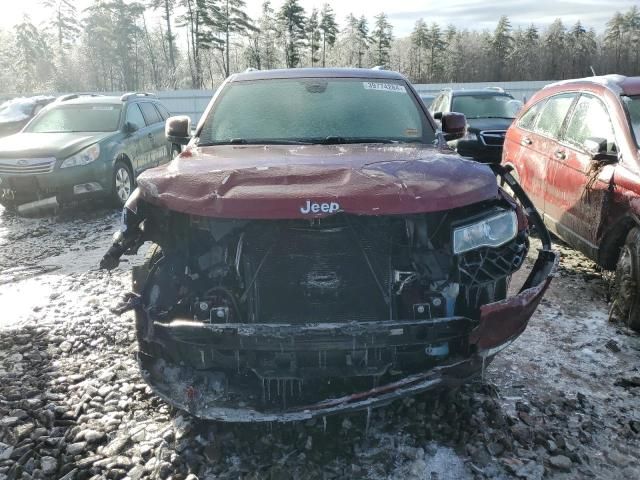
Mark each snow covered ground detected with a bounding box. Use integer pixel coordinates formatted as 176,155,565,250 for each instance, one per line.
0,204,638,479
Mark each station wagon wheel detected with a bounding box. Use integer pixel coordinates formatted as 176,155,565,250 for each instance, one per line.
112,161,134,207
610,227,640,331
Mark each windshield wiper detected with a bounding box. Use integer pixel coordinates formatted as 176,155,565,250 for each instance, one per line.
200,138,313,146
316,136,399,145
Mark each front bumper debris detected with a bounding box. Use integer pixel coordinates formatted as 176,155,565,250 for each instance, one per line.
127,164,557,422
136,245,556,422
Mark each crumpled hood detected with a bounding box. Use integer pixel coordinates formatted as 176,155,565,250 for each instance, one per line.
0,132,112,160
136,144,499,219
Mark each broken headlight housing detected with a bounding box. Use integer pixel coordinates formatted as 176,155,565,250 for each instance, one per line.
452,210,517,254
60,144,101,169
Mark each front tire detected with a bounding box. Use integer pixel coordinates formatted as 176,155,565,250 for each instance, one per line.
112,161,134,207
610,227,640,331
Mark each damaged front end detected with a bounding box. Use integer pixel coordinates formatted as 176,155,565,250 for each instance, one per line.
102,167,556,422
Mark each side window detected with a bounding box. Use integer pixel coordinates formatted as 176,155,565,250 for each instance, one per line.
563,95,616,153
125,104,146,130
534,93,576,139
139,102,162,125
155,103,170,120
517,99,547,131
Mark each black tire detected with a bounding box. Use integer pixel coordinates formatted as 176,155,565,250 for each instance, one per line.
610,227,640,331
111,160,134,207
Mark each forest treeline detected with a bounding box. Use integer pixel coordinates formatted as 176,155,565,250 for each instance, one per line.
1,0,640,94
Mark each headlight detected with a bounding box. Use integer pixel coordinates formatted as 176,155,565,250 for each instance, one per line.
453,210,518,254
461,130,478,141
60,144,101,168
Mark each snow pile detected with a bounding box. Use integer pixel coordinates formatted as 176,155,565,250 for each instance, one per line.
0,95,55,124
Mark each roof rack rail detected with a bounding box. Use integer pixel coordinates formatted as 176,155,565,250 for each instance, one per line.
120,92,157,102
371,65,385,70
484,86,505,92
57,93,104,102
244,67,259,73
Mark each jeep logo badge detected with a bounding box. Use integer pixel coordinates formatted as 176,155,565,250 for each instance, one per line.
300,200,340,214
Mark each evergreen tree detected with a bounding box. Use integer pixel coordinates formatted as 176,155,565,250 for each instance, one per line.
149,0,177,86
216,0,256,77
544,19,566,79
306,8,321,66
605,12,625,71
410,19,428,81
426,23,446,81
41,0,80,53
178,0,223,88
278,0,306,68
491,15,512,81
319,3,338,67
371,13,393,68
13,16,54,92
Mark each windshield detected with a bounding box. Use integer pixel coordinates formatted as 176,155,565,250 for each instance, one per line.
622,95,640,146
451,94,521,119
199,78,434,145
25,104,122,133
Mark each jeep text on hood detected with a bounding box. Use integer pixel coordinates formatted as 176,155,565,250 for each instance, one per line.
101,68,556,422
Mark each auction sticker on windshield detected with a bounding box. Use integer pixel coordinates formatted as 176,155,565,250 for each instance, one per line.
363,82,406,93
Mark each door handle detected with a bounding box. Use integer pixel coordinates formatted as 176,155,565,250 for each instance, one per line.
521,137,532,146
554,150,566,160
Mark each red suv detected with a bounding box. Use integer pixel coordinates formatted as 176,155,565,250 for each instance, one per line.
503,75,640,330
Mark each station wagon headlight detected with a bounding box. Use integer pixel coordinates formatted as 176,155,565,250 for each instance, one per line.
453,210,518,254
60,144,101,169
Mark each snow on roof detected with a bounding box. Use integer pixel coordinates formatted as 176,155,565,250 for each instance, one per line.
0,95,55,124
544,75,627,94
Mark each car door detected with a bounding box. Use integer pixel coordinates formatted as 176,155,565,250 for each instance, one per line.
544,93,617,256
505,93,576,215
138,102,165,168
123,103,148,174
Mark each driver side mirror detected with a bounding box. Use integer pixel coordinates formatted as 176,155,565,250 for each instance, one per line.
123,121,138,134
441,112,466,141
584,137,618,162
165,115,192,145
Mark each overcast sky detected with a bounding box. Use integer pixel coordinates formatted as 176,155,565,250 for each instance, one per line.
1,0,637,36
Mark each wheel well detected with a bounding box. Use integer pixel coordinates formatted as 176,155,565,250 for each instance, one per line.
115,153,133,172
598,216,638,270
114,154,134,182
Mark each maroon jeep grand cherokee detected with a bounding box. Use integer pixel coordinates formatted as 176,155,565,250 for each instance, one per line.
101,68,556,422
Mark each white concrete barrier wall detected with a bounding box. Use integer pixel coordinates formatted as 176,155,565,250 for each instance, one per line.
2,80,554,124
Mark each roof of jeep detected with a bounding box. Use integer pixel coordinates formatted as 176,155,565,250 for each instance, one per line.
230,68,407,82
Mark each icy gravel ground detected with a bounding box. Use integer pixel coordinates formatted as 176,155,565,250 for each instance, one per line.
0,205,639,480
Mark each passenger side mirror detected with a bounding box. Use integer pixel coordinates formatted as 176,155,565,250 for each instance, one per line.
584,137,617,162
441,112,466,141
433,111,443,120
123,121,138,134
165,115,191,145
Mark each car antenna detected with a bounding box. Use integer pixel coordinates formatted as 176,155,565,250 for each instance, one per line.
590,66,597,76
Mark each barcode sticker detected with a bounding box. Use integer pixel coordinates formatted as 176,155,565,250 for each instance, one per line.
363,82,406,93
